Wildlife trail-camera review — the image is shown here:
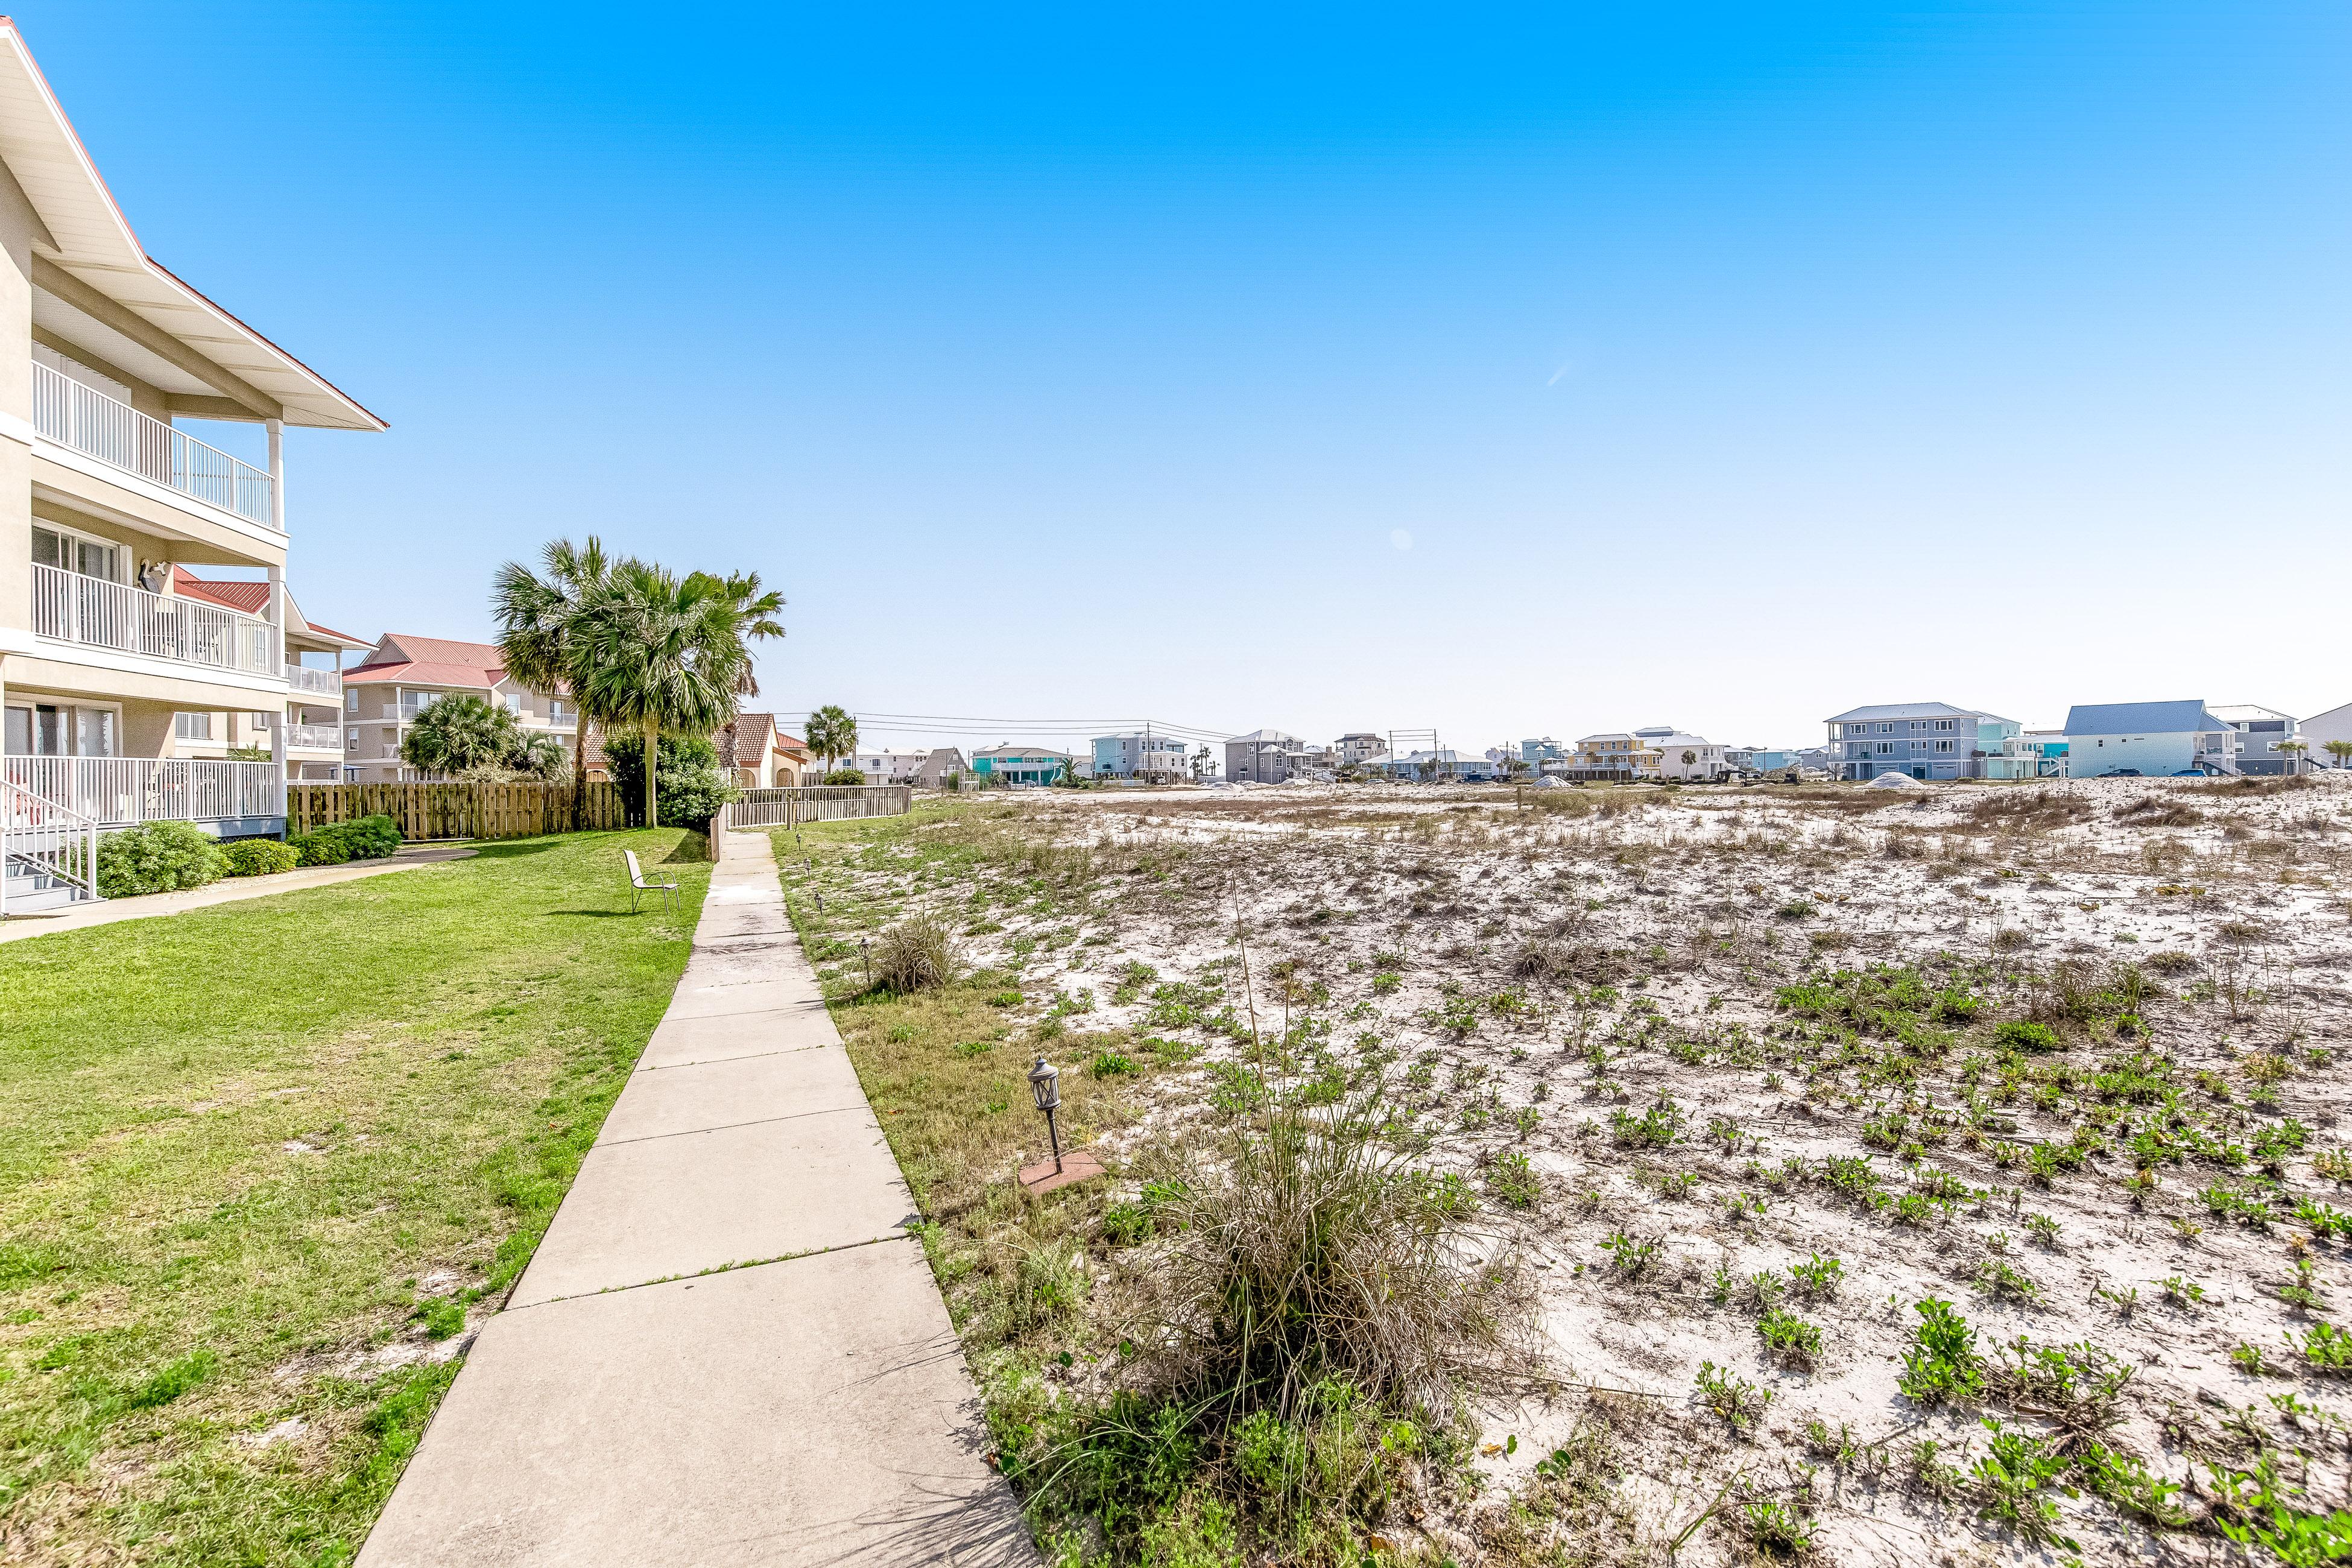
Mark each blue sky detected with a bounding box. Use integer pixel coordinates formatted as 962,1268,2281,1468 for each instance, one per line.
21,2,2348,753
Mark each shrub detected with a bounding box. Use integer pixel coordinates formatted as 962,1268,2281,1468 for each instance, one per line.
289,814,402,867
601,733,739,829
221,838,299,877
1995,1020,2060,1053
1898,1297,1984,1405
95,821,225,897
871,914,955,993
339,814,402,858
1134,1085,1532,1424
1757,1306,1822,1365
289,827,350,866
1695,1361,1771,1434
823,767,868,786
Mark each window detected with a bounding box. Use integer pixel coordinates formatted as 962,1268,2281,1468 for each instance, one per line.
505,693,523,715
76,708,115,757
1935,740,1954,753
400,690,438,718
31,523,122,583
346,690,358,714
346,731,358,751
1876,742,1894,755
1934,719,1954,732
175,712,213,741
549,700,568,722
251,712,272,730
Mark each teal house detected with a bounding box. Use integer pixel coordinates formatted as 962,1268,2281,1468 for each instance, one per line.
972,745,1073,785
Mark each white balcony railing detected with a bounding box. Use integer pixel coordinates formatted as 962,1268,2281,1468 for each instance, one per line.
33,562,274,676
288,724,343,749
286,664,342,697
4,756,283,827
32,362,277,527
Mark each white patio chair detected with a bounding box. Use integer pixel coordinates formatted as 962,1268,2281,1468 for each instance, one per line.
624,848,678,914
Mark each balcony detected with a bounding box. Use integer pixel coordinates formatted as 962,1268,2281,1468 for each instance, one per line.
33,562,275,677
31,362,277,529
286,664,343,698
288,723,343,749
4,755,282,827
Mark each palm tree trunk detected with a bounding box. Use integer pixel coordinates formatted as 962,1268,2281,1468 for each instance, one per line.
642,714,659,828
571,721,587,832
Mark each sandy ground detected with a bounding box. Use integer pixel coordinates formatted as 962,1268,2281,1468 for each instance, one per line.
833,774,2352,1564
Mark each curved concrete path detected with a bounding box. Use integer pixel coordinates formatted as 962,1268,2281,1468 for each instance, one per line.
358,832,1035,1568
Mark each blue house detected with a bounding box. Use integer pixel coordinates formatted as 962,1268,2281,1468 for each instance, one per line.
1824,703,2021,781
2062,701,2240,778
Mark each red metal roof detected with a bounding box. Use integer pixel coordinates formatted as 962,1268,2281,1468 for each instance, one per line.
169,566,268,614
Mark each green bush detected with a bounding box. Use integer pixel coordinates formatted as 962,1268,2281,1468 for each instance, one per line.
823,767,867,786
289,814,402,867
289,829,350,866
340,815,402,859
1995,1020,2060,1053
600,733,738,830
221,839,300,877
95,821,225,897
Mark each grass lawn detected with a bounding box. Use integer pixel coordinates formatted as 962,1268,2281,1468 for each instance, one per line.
0,827,711,1566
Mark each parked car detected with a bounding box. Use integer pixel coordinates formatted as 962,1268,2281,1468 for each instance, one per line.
2098,768,2143,778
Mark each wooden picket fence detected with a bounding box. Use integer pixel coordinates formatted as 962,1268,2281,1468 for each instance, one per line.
286,781,630,842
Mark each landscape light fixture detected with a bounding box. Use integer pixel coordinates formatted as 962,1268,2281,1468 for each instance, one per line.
1027,1055,1063,1173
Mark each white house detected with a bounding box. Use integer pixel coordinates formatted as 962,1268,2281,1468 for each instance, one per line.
2063,701,2240,778
1647,732,1729,782
2300,701,2352,768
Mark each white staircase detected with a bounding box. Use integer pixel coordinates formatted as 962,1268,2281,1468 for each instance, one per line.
2,779,101,915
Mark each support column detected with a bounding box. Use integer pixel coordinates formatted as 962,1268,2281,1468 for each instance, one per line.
267,417,288,806
268,563,288,798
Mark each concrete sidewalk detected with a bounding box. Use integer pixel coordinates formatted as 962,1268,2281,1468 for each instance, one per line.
358,833,1035,1567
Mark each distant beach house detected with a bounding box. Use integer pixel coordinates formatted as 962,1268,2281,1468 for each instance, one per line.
1370,749,1498,782
1824,703,2020,782
971,745,1071,786
2062,701,2240,778
1092,732,1187,781
1224,729,1330,784
2210,704,2300,776
850,746,968,785
1565,725,1725,782
1334,733,1386,767
2300,701,2352,767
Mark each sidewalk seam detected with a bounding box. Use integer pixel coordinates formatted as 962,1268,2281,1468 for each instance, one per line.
508,1230,916,1310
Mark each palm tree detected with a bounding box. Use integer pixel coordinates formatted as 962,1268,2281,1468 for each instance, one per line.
805,705,857,776
709,572,786,783
571,561,755,829
493,537,613,829
400,695,522,776
2327,741,2352,770
2278,739,2309,776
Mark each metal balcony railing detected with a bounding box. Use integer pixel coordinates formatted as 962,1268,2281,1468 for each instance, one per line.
4,755,283,827
32,362,276,526
32,563,274,675
286,664,343,697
